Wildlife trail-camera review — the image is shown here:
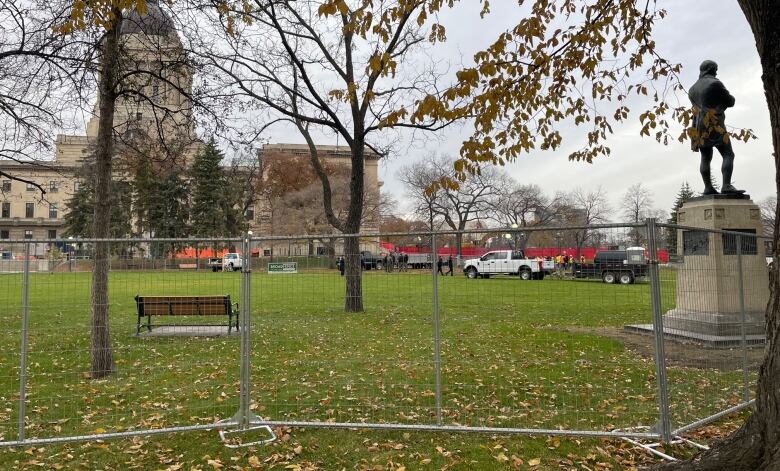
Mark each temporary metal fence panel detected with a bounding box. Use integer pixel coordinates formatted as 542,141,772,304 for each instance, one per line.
0,237,243,446
249,234,441,429
0,222,768,449
0,241,27,443
655,224,764,435
435,225,660,435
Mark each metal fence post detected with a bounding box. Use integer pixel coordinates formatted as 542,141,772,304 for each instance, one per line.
431,232,442,426
646,218,672,442
239,233,252,429
736,235,750,402
18,242,31,442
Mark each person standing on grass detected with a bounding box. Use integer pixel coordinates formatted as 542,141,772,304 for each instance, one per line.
338,256,345,276
447,255,454,276
437,256,444,275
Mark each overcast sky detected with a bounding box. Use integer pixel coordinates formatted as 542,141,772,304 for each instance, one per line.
254,1,775,220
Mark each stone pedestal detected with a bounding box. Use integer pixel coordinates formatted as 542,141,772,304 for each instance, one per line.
663,195,768,344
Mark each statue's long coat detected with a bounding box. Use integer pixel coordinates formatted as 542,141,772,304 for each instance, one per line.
688,73,735,149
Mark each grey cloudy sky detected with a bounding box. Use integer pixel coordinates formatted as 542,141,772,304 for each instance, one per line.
256,1,775,219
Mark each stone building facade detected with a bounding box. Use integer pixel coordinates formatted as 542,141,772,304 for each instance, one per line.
0,2,382,257
1,0,199,244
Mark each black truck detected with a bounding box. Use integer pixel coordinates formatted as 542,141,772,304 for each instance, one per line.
572,249,648,284
360,251,385,270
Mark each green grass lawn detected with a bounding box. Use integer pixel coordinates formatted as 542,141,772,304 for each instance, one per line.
0,269,751,470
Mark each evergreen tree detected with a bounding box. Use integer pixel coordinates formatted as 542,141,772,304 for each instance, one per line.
190,139,228,237
63,172,132,240
131,153,156,237
147,171,189,257
63,180,93,238
666,182,695,251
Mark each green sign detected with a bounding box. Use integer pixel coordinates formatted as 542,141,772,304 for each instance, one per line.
268,262,297,274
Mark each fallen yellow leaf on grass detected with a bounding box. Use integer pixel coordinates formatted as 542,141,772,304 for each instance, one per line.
528,457,541,466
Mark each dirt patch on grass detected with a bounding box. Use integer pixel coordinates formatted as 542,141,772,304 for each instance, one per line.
567,326,765,371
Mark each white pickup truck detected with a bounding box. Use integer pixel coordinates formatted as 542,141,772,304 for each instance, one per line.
462,250,554,280
207,253,243,272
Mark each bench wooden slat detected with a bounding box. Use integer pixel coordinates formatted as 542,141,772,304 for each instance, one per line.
135,295,238,334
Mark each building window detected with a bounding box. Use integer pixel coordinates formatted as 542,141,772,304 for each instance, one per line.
1,180,10,192
49,203,58,219
1,202,9,218
24,230,33,239
26,182,35,192
0,230,9,240
245,206,255,220
49,181,59,193
48,229,57,239
25,203,34,218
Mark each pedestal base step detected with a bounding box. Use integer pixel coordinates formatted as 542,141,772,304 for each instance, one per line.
664,309,765,337
624,324,765,347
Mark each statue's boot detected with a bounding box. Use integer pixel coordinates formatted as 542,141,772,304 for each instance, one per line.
721,183,746,195
702,184,719,195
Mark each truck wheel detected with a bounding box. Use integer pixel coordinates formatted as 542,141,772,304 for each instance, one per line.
465,267,478,279
212,267,217,272
602,271,616,284
228,262,235,272
375,261,383,271
519,267,533,280
619,272,634,285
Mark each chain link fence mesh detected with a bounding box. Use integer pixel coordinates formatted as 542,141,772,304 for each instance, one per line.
0,222,767,447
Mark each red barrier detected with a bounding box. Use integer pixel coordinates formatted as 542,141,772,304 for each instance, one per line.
389,244,669,263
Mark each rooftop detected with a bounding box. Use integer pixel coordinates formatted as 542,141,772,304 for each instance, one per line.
122,0,175,36
260,143,381,160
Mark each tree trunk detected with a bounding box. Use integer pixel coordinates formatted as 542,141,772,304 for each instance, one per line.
455,230,463,266
658,1,780,469
343,140,366,313
90,12,122,380
343,235,363,312
326,239,336,269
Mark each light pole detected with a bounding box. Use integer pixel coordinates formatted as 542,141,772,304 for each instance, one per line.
67,237,74,272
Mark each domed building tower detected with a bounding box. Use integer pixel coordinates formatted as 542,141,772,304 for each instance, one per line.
56,0,201,171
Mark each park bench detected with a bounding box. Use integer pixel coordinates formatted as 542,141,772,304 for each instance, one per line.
134,295,239,335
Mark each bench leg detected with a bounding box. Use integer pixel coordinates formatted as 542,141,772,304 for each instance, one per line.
137,316,141,336
228,313,232,334
147,315,152,332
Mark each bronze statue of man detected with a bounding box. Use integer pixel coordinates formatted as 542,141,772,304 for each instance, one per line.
688,60,744,195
